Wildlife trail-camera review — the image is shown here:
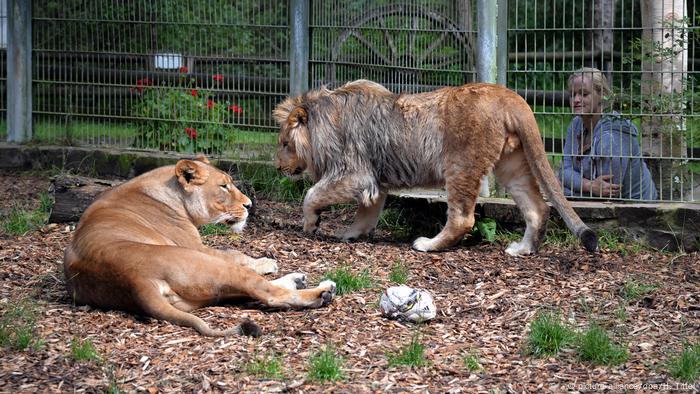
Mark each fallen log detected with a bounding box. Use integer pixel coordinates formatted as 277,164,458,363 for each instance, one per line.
49,174,257,223
49,175,121,223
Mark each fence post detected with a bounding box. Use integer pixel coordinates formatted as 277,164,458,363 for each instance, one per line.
476,0,498,197
496,0,508,86
289,0,309,97
7,0,32,143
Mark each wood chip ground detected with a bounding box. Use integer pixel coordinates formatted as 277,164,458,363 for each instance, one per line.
0,170,698,393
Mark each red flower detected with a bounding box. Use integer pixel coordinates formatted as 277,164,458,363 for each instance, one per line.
212,74,224,82
179,66,188,74
191,89,197,97
134,78,152,94
185,127,197,139
228,104,243,114
207,99,215,109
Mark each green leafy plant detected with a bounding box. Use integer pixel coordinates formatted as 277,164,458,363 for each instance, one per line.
388,260,409,284
667,342,700,383
323,267,374,295
0,299,44,351
70,337,100,361
474,218,497,242
307,344,345,382
130,71,244,154
387,334,429,367
244,352,285,379
526,311,576,358
576,324,628,366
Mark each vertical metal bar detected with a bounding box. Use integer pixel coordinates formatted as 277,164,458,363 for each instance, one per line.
7,0,31,143
476,0,498,84
477,0,498,197
497,0,508,85
290,0,309,97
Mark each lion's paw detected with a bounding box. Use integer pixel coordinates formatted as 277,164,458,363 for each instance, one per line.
412,237,435,252
302,217,320,234
253,258,278,275
336,228,363,242
318,280,336,306
505,241,534,257
272,272,307,290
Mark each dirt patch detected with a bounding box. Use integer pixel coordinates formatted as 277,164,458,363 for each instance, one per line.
0,170,698,392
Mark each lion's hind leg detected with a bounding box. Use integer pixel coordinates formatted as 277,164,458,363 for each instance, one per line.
135,278,260,337
412,174,481,252
494,150,550,256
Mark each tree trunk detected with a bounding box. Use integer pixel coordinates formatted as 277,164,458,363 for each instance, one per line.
590,0,617,77
640,0,689,200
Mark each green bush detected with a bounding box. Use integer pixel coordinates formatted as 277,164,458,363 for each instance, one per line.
130,73,243,154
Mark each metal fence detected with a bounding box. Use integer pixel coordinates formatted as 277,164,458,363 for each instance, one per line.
2,0,699,202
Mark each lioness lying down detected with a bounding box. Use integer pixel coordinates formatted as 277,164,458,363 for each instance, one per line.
64,156,336,336
274,80,598,256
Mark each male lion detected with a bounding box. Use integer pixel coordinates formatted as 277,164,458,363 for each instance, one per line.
64,156,336,336
273,80,597,256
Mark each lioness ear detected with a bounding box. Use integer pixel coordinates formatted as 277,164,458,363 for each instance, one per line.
194,154,210,164
289,107,308,128
175,159,210,191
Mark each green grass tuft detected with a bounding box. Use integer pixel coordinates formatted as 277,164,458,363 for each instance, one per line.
576,324,628,366
462,351,482,372
0,299,44,351
526,311,576,357
387,335,429,367
70,337,100,361
378,207,413,239
323,267,374,295
199,223,231,236
307,344,345,382
1,192,52,236
542,226,579,250
619,279,659,302
244,352,285,379
667,342,700,383
236,165,309,201
388,260,409,284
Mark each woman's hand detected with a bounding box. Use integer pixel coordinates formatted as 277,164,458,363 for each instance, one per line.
585,175,621,197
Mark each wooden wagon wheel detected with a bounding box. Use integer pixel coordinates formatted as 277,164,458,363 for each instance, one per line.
327,3,475,90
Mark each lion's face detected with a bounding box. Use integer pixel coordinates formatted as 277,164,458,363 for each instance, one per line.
274,104,311,180
176,158,252,232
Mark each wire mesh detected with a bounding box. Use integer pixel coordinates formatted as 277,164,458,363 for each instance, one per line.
0,0,6,140
309,0,477,92
1,0,697,202
509,0,698,202
30,0,288,160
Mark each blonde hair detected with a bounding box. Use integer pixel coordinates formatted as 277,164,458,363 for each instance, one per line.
568,67,610,99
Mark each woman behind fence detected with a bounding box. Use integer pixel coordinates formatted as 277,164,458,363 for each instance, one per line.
558,67,658,200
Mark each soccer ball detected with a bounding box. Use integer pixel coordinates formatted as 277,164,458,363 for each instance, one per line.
379,285,436,323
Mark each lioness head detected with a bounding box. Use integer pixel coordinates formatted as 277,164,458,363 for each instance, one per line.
175,156,252,233
273,98,312,180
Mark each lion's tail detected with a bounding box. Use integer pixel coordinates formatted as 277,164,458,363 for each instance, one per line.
141,294,262,337
513,107,598,253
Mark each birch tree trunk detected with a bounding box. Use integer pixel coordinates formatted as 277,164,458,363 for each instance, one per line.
640,0,688,200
